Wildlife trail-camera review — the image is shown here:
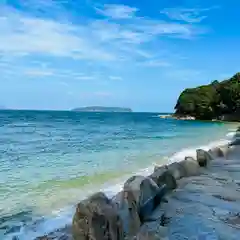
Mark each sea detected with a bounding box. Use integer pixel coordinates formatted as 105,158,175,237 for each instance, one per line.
0,110,237,239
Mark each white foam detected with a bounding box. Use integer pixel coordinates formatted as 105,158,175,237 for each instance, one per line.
226,131,237,139
6,136,232,240
168,138,229,164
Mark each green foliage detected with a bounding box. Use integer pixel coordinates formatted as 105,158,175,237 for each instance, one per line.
175,73,240,120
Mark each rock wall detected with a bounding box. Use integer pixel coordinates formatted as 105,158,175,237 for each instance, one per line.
71,145,226,240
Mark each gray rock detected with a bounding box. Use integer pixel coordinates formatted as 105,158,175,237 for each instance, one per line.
208,147,224,158
112,176,160,237
72,192,124,240
123,176,160,210
196,149,214,167
157,155,240,240
112,191,141,237
229,139,240,146
151,166,167,183
150,166,177,191
178,157,200,177
135,222,168,240
153,165,167,173
166,162,186,180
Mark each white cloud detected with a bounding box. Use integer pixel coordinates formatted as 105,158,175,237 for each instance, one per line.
0,8,115,61
142,60,171,67
0,1,209,82
96,4,138,19
109,76,123,81
24,69,54,76
74,76,96,80
160,8,214,23
164,69,202,81
0,59,99,81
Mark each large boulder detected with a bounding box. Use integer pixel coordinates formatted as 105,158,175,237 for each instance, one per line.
178,157,200,177
208,147,224,158
72,192,124,240
112,176,160,237
153,165,167,172
196,149,214,167
166,162,186,180
123,176,160,208
150,166,177,191
112,191,141,237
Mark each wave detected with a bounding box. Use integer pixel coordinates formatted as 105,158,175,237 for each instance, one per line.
2,136,232,240
152,114,171,118
226,130,240,140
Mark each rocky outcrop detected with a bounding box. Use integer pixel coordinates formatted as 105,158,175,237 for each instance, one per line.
150,167,177,190
71,145,231,240
72,192,124,240
208,147,224,158
156,157,240,239
166,162,186,180
112,190,141,238
179,157,200,176
174,72,240,121
123,176,159,212
196,149,214,167
112,175,161,237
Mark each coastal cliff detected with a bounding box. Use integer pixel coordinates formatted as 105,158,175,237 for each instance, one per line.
174,72,240,121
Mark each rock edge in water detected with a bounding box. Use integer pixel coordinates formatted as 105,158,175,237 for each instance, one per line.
70,145,227,240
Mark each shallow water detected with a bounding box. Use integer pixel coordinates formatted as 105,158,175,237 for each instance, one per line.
0,110,235,239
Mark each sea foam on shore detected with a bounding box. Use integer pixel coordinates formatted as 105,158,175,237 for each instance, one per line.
5,133,235,240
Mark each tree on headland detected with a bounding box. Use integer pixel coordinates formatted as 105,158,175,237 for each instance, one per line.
174,73,240,120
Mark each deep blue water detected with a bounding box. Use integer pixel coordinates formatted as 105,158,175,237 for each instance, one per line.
0,110,235,239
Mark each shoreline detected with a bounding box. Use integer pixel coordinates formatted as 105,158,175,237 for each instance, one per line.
2,139,232,239
69,135,239,240
159,114,240,124
31,129,239,240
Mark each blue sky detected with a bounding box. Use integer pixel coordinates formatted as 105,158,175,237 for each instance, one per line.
0,0,239,111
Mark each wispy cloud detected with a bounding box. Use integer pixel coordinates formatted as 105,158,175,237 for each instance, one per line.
164,69,202,81
24,69,54,77
74,75,96,81
95,4,138,19
0,0,213,100
0,59,98,81
0,10,116,61
109,76,123,81
141,60,171,67
160,7,215,23
0,2,208,66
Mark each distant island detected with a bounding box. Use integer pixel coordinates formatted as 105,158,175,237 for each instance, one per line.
174,72,240,121
72,106,133,112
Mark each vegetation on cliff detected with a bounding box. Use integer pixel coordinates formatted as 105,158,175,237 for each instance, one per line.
175,73,240,120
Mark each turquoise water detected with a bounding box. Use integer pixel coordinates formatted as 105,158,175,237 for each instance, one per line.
0,110,235,239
